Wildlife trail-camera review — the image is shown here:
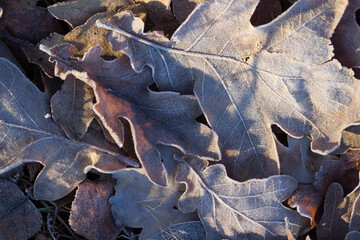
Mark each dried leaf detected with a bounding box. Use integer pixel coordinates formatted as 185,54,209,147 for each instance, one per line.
332,0,360,67
287,188,323,227
110,145,198,240
45,5,147,59
317,181,360,240
99,0,360,181
148,221,206,240
350,194,360,231
0,0,64,44
0,179,41,240
51,76,95,140
172,0,206,23
0,58,137,200
174,155,308,239
48,0,135,28
69,179,120,240
44,44,220,186
335,125,360,154
314,150,360,193
345,231,360,240
277,136,337,185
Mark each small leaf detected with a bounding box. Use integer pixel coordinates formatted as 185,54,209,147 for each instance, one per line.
69,179,120,240
51,76,95,140
0,179,41,240
174,155,308,239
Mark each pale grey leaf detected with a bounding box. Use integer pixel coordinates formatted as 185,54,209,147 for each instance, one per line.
110,145,197,240
174,155,308,239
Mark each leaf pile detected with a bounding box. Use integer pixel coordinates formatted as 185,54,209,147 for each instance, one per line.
2,0,360,239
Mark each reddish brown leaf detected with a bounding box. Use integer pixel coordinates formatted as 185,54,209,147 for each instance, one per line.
288,188,323,227
44,44,220,186
69,179,120,240
0,179,42,240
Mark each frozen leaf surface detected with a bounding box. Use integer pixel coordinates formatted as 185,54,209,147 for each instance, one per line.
0,179,41,240
110,145,198,240
148,221,206,240
332,0,360,67
0,57,137,200
99,0,360,181
69,179,120,240
45,44,220,186
317,181,360,240
174,155,308,239
51,76,95,140
48,0,135,28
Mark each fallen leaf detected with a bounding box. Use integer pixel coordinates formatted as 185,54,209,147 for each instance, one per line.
0,179,42,240
172,0,206,23
0,57,137,200
174,155,308,239
287,188,323,227
317,181,360,240
48,0,135,28
334,125,360,154
331,0,360,67
46,4,147,59
51,76,95,140
0,0,64,44
44,44,220,186
350,193,360,231
69,179,120,240
314,150,360,193
99,0,360,181
345,231,360,240
277,136,337,185
110,145,198,240
148,221,206,240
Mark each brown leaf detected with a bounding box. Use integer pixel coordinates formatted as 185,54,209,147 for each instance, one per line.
0,57,137,200
334,125,360,154
287,188,323,227
44,44,220,186
0,179,42,240
45,4,146,59
69,179,120,240
332,0,360,67
0,0,64,44
51,76,95,140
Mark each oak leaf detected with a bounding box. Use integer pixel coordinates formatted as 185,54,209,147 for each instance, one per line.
44,44,220,186
109,145,198,239
98,0,360,181
0,179,42,240
0,57,137,200
174,155,308,239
